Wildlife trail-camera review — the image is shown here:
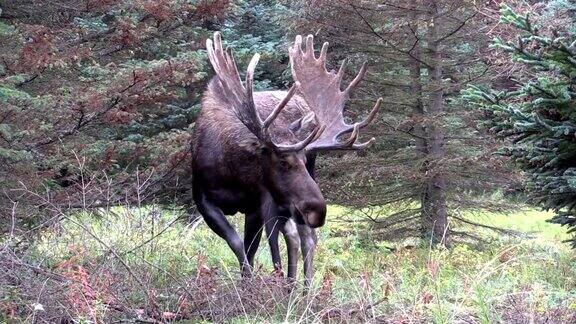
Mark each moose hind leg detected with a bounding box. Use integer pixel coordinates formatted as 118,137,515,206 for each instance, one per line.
264,217,284,274
255,195,284,275
244,212,263,268
195,193,250,276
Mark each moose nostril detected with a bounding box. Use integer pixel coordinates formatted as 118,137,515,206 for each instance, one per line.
302,200,326,228
306,211,325,228
310,201,326,215
302,203,320,215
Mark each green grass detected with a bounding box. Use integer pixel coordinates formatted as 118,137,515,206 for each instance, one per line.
9,206,576,322
464,209,570,241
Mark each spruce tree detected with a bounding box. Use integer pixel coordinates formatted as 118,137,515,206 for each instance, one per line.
0,0,292,233
464,4,576,247
293,0,514,245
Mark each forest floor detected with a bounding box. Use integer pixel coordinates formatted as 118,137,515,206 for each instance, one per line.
1,206,575,323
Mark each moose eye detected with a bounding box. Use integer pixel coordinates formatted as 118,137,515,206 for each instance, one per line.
279,160,290,169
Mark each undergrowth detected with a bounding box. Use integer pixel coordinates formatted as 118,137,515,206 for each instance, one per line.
1,206,575,323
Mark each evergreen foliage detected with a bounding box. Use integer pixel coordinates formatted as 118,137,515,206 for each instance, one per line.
1,0,568,247
292,0,515,244
0,0,212,221
0,0,294,232
464,4,576,247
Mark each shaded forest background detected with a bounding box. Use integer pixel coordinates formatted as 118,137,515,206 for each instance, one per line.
2,0,575,245
1,0,576,323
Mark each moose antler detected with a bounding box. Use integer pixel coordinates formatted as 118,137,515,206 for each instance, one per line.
206,32,325,152
289,35,383,151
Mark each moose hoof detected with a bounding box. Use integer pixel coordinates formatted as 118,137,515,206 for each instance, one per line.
240,263,254,278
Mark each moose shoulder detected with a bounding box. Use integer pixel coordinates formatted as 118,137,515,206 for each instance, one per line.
191,32,382,284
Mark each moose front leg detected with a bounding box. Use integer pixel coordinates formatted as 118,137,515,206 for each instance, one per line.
195,192,251,276
282,219,300,281
244,212,263,268
297,224,317,287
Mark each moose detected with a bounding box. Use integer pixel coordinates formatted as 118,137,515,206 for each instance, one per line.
192,32,382,285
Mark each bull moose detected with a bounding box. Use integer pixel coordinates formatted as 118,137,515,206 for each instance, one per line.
192,32,382,285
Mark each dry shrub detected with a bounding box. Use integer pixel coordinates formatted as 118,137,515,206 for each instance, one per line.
0,244,381,323
56,247,117,322
499,293,576,324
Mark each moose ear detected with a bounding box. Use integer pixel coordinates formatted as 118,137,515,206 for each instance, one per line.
238,138,265,153
289,118,303,134
289,112,316,135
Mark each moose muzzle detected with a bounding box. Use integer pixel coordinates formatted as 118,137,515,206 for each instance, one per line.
295,200,326,228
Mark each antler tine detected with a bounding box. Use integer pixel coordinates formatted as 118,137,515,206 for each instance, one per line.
356,97,383,128
305,35,315,59
245,53,260,111
344,62,368,96
225,47,242,86
331,98,382,150
214,31,223,52
336,59,347,84
341,124,361,147
263,82,300,129
279,123,326,153
351,137,376,150
294,35,304,54
319,42,329,63
208,33,226,76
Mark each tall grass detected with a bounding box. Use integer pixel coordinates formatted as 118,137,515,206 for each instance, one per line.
1,206,575,322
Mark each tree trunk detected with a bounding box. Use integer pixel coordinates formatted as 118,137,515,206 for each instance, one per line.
409,12,427,156
407,12,433,240
421,0,449,245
